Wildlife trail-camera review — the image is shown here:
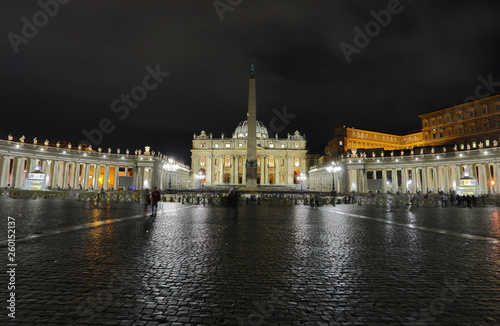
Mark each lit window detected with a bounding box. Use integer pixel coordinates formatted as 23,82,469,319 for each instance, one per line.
215,144,219,148
482,107,488,114
460,144,465,150
486,139,490,147
339,141,343,145
281,144,285,148
226,143,230,148
472,142,477,148
457,112,463,120
294,142,299,148
239,144,242,147
468,110,474,118
269,143,274,148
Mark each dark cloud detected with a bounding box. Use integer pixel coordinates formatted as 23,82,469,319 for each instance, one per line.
2,0,500,164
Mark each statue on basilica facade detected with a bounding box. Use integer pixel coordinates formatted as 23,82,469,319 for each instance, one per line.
381,151,384,157
108,148,112,153
20,135,25,143
431,147,435,154
478,142,483,149
443,147,446,153
410,149,414,155
126,149,129,155
420,148,424,155
467,143,471,150
117,148,120,154
145,146,151,154
56,141,60,148
390,151,394,157
45,139,49,146
33,137,37,145
68,143,71,149
78,144,82,150
454,144,457,151
494,140,498,147
98,147,102,152
8,134,13,141
372,152,376,158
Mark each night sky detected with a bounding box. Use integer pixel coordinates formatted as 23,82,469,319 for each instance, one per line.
3,1,500,164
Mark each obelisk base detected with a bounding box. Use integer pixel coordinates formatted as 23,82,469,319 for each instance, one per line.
246,166,257,189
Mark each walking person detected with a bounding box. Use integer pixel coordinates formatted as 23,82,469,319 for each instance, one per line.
151,187,161,217
142,188,151,216
226,188,238,219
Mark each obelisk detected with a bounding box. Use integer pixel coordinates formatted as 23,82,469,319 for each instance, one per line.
246,61,258,189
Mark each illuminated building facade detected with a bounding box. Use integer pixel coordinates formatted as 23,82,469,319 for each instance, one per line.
0,136,190,190
191,124,307,188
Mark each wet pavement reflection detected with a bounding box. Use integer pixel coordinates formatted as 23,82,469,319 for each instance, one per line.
1,198,499,325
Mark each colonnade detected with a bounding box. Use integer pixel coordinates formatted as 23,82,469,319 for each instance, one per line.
309,147,500,195
0,139,190,191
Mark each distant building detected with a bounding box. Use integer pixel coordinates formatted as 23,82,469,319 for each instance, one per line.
419,93,500,148
309,93,500,195
191,124,307,187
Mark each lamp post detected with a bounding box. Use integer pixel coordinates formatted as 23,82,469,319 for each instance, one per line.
326,163,341,195
195,171,205,189
298,173,307,191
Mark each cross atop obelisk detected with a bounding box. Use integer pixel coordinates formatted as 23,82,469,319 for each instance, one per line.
246,60,258,189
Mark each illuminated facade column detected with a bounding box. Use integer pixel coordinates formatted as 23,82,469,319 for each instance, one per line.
92,164,99,189
0,155,11,187
381,169,387,192
51,160,59,189
14,157,26,188
263,156,268,185
410,167,416,193
392,168,398,192
444,165,450,193
206,155,213,185
401,168,407,193
63,162,70,188
83,164,91,189
432,167,438,192
103,165,110,189
494,163,500,193
73,163,81,188
479,164,488,194
241,155,247,184
422,167,428,192
234,155,239,184
114,165,120,189
274,155,280,185
287,155,293,184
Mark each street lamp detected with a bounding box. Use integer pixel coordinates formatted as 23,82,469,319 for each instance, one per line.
326,163,341,195
195,172,205,189
298,173,307,191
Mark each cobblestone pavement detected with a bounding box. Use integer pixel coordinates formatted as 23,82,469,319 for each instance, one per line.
1,197,500,325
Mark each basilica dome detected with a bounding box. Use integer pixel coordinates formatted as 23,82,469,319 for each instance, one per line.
233,120,269,139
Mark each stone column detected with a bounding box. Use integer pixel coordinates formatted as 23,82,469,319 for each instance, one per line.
234,155,239,184
51,160,59,189
114,165,120,189
287,155,293,185
381,169,387,192
422,167,428,193
242,155,246,184
0,156,11,187
479,164,488,195
392,168,398,193
274,155,279,185
494,163,500,193
432,167,438,192
103,165,110,189
401,168,407,193
206,155,212,185
63,162,70,188
444,165,450,193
